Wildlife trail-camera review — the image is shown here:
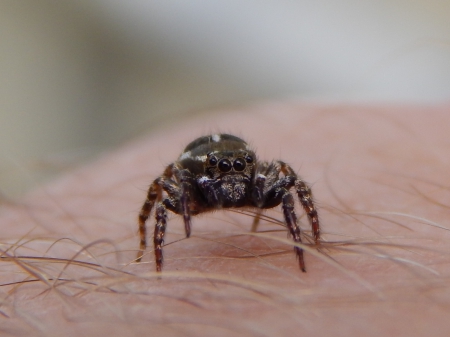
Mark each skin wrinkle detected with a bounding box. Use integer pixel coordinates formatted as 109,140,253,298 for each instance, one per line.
0,103,450,336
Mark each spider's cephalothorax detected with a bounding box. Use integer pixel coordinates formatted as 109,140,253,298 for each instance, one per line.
137,134,320,272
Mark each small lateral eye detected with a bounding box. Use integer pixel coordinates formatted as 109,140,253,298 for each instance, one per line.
233,158,246,171
218,159,232,172
208,156,218,166
245,155,253,164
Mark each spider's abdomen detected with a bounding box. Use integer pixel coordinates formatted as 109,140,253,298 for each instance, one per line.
182,134,248,154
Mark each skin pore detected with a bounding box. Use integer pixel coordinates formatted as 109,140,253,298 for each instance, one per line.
1,103,450,337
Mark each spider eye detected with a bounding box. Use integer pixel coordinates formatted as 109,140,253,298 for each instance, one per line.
208,156,218,166
218,159,232,172
245,155,253,164
233,158,246,171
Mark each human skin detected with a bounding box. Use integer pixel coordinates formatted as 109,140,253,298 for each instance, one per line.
1,103,450,337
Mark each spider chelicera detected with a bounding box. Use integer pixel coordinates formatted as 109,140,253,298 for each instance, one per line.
136,134,320,272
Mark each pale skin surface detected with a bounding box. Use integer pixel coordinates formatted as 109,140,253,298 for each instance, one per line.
1,103,450,336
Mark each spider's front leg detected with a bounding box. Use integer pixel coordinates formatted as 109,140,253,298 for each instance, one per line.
153,201,168,271
153,168,195,271
137,164,194,271
253,161,306,271
295,179,320,243
281,190,306,272
276,161,320,243
253,161,320,272
136,163,175,263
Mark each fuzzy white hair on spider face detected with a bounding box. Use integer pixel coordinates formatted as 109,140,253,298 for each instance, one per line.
179,151,192,161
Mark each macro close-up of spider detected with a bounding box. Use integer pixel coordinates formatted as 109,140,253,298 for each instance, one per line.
136,134,320,272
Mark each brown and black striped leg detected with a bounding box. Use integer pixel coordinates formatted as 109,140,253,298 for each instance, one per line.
136,179,161,262
281,191,306,272
279,162,320,245
295,180,320,244
151,178,192,271
153,203,168,272
136,164,174,262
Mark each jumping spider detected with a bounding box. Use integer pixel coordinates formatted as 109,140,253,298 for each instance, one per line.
137,134,320,272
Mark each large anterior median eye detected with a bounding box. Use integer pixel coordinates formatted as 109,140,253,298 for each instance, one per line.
233,158,246,171
218,158,232,172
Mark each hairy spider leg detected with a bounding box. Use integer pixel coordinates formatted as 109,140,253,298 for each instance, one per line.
137,180,160,262
253,160,321,271
279,162,320,244
136,164,174,262
137,163,195,271
281,191,306,272
154,168,194,271
153,175,195,271
153,203,168,271
252,161,306,271
295,180,320,243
